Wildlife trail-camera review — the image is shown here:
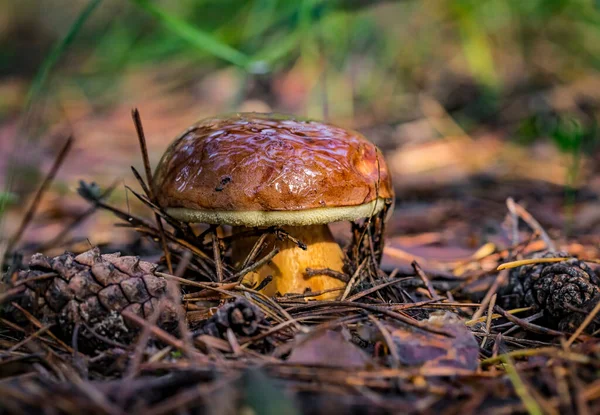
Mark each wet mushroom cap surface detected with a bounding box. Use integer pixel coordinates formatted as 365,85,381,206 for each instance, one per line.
153,113,393,226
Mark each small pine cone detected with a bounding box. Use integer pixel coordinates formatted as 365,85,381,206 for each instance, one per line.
8,248,179,344
202,298,265,338
557,294,600,333
533,261,599,318
503,251,600,319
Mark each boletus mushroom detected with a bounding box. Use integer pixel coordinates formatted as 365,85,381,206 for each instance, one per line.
153,113,393,299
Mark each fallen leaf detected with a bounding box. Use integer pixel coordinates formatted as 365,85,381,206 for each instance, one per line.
385,312,479,371
287,329,373,368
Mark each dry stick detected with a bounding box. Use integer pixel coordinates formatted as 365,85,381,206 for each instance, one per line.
362,150,383,250
295,314,367,339
507,196,520,245
240,232,269,270
122,310,208,362
0,286,25,305
472,269,508,321
0,318,27,334
38,181,118,252
13,272,56,286
340,258,360,301
304,267,349,283
494,311,543,333
346,272,408,302
233,247,279,283
507,197,556,251
166,280,197,366
10,302,74,353
275,228,307,250
132,224,216,267
566,298,600,347
112,194,228,276
253,275,273,291
340,258,368,301
582,380,600,402
236,285,305,331
277,286,344,300
211,229,223,282
124,182,194,236
493,306,566,337
240,319,302,346
411,261,441,300
147,346,172,363
7,136,73,252
174,249,193,278
5,324,52,353
389,299,466,311
125,304,163,380
132,109,155,206
481,293,497,349
219,226,267,244
236,286,288,326
114,187,230,275
367,314,400,368
131,108,173,274
298,301,453,337
365,220,379,275
183,283,238,300
130,166,152,201
158,273,240,299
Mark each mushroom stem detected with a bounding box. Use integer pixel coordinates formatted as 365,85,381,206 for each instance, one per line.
232,225,347,300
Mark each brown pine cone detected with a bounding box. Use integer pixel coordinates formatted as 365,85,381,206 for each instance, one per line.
503,251,600,319
533,260,599,318
202,298,265,339
557,294,600,332
7,248,179,344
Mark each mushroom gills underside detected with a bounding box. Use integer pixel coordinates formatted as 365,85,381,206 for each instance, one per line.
165,198,388,227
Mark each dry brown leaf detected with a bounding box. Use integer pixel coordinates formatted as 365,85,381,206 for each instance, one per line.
287,329,373,368
385,312,479,371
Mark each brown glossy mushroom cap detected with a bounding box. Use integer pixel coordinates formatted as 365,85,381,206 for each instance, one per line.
153,113,393,226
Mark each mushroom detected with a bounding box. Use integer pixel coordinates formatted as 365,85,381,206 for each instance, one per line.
153,113,394,299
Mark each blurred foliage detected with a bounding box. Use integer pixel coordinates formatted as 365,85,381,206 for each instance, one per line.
1,0,600,144
0,192,17,216
242,369,300,415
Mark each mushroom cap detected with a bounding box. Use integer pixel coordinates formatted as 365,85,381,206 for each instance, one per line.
153,113,394,226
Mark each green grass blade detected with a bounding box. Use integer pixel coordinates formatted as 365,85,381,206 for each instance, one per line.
1,0,103,228
130,0,251,68
24,0,103,109
502,355,543,415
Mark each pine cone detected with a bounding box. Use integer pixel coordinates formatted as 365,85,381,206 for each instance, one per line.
503,252,600,319
6,248,178,344
557,294,600,333
202,298,265,338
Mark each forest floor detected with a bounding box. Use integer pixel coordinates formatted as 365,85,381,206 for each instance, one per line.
1,66,600,414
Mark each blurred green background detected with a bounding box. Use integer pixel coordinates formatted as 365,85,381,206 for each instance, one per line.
2,0,600,247
3,0,600,123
